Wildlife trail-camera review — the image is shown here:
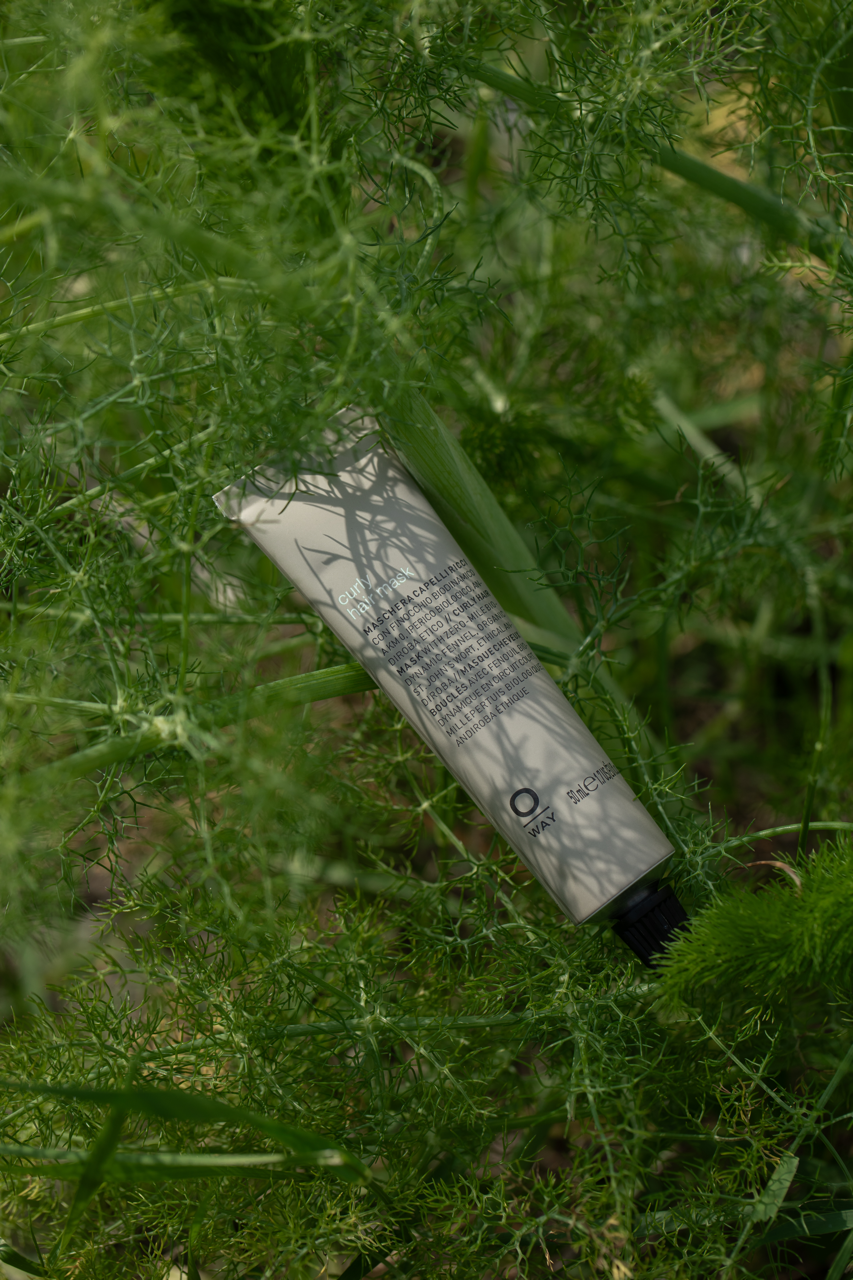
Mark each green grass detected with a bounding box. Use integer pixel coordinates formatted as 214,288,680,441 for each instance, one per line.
0,1,851,1276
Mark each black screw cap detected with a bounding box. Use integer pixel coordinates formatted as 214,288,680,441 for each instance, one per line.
612,881,689,969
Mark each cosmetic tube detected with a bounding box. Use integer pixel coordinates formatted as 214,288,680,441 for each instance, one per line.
215,438,687,966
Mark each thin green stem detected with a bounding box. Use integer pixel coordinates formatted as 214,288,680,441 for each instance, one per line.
177,446,212,696
10,663,377,794
0,280,218,345
470,63,853,273
716,822,853,853
391,152,445,277
799,566,833,855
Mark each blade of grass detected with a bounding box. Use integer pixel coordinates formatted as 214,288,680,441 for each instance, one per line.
0,1241,47,1278
0,1082,375,1187
187,1193,213,1280
756,1206,853,1246
744,1153,800,1222
0,1149,313,1181
828,1227,853,1280
48,1101,127,1265
384,385,582,642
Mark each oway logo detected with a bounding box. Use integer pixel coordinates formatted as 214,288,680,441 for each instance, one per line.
509,787,557,839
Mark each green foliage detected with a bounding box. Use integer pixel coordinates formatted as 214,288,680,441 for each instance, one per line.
0,0,851,1277
661,838,853,1014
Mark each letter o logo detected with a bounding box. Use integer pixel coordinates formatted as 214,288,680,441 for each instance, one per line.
509,787,539,817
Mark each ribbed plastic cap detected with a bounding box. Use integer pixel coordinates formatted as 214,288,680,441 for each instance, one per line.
612,882,689,969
